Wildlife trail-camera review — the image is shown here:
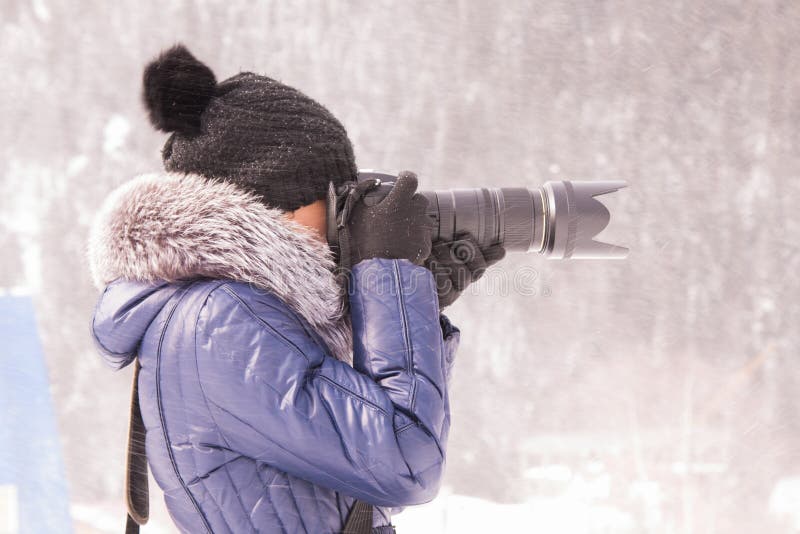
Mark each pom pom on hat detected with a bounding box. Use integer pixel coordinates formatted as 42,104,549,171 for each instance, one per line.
142,43,217,135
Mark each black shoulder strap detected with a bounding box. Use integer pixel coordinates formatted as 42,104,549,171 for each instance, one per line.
342,499,374,534
125,359,149,533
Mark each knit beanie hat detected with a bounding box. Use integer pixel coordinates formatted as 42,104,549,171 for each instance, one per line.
141,44,358,211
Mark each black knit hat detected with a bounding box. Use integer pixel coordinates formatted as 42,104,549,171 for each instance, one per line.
141,44,358,211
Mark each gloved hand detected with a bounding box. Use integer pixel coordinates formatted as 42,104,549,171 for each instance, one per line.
425,232,506,309
332,171,434,271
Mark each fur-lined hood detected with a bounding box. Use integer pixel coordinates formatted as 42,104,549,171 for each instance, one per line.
87,172,352,363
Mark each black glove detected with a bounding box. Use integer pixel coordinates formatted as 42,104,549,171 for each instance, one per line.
425,232,506,309
331,171,434,271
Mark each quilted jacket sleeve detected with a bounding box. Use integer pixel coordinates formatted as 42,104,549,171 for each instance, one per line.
196,258,459,507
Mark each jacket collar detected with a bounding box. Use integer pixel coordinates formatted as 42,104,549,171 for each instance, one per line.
87,172,352,363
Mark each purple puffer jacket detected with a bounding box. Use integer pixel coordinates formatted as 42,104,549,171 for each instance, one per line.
87,173,460,533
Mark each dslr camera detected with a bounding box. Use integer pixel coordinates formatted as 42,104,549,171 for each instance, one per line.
328,171,628,260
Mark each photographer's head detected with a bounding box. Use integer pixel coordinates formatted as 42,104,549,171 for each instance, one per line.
142,43,357,222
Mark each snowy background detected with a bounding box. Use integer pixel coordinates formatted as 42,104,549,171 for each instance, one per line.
2,1,799,532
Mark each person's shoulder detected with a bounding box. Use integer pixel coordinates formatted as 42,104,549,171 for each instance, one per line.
198,280,295,324
198,280,322,363
210,280,287,308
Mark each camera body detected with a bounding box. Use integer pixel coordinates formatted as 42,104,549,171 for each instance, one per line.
328,170,628,260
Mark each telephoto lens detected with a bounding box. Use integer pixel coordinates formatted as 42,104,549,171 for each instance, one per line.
329,171,628,260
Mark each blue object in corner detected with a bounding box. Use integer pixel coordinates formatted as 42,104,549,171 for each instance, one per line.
0,294,72,534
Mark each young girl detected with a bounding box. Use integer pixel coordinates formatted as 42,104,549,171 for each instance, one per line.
88,44,499,534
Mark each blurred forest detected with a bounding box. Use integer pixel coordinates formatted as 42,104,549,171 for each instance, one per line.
1,0,799,532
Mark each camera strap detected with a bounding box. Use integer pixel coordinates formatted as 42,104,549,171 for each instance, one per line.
125,359,149,534
326,178,381,272
342,499,373,533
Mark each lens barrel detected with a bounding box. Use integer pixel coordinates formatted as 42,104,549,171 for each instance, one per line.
355,171,628,259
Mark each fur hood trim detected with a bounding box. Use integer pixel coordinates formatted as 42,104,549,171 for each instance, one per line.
87,172,352,363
